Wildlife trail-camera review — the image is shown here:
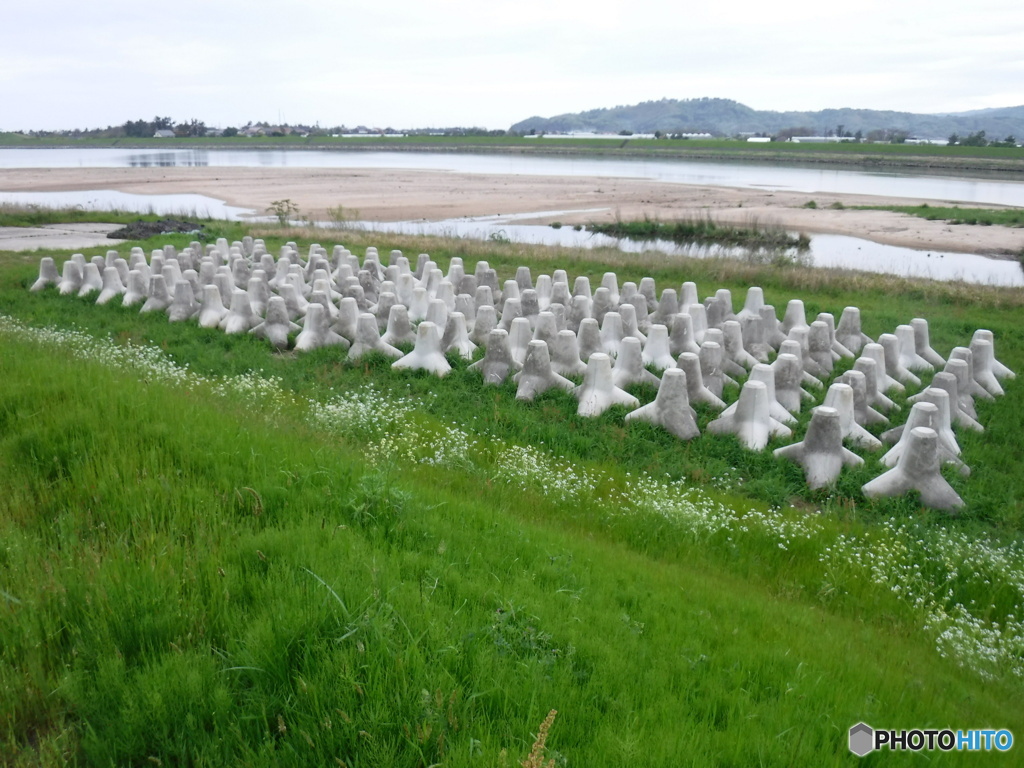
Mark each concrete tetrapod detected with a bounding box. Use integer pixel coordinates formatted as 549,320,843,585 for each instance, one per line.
381,304,416,347
31,257,60,292
908,371,982,432
707,380,792,451
860,342,905,394
839,369,888,427
772,352,814,414
96,266,127,306
723,320,760,370
778,339,823,390
78,263,103,298
972,329,1015,380
469,328,521,384
774,406,863,489
705,328,744,379
760,305,787,350
441,312,478,360
507,316,533,366
600,311,625,356
823,382,882,450
122,270,148,308
625,368,700,440
612,337,661,389
911,318,946,368
668,313,701,357
940,358,980,419
852,356,897,413
947,347,994,401
895,324,933,374
392,321,451,377
220,290,261,334
57,260,83,296
166,280,198,322
698,340,727,398
880,401,969,477
574,353,640,417
514,340,574,401
349,313,402,361
642,324,678,370
816,312,853,359
140,274,172,314
968,338,1005,397
250,296,299,350
880,333,921,388
294,303,349,352
549,330,588,379
862,427,964,512
677,352,726,410
882,387,961,456
807,321,835,376
836,307,873,355
721,363,796,425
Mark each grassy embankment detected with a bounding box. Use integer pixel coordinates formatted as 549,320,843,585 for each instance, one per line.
1,219,1023,765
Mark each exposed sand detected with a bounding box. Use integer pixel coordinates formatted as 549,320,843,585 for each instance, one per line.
3,166,1023,256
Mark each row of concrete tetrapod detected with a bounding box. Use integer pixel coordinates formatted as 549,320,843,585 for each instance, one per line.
30,240,1015,512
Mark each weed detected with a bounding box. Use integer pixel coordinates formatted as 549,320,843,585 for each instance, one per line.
267,199,300,226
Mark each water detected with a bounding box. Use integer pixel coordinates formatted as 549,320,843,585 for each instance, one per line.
332,213,1024,288
2,150,1021,287
3,147,1024,207
0,189,251,220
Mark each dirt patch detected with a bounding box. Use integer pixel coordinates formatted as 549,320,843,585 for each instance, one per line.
107,218,205,241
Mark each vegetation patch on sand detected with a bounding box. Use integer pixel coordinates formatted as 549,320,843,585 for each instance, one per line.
587,215,810,253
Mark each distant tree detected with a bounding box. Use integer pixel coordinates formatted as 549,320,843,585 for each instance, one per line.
947,133,960,146
854,129,863,142
222,127,239,137
997,135,1017,147
960,130,988,147
175,119,207,137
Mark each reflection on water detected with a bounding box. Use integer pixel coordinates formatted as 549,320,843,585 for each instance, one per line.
3,148,1024,206
126,151,209,167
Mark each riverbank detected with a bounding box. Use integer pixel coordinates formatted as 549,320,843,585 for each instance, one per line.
3,165,1024,256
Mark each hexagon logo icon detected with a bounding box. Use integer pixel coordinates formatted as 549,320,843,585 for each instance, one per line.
849,722,874,756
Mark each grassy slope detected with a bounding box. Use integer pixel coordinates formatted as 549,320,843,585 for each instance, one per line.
2,335,1021,767
2,226,1024,764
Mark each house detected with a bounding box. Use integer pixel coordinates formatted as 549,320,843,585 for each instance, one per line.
153,129,176,139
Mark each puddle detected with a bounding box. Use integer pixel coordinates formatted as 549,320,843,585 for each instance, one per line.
0,190,252,220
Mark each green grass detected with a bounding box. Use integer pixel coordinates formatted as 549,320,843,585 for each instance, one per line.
2,222,1024,764
856,203,1024,228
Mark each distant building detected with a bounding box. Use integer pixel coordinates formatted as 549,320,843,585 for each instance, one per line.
747,137,772,143
153,129,175,139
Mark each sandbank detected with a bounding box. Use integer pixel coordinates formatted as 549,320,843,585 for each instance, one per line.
2,166,1023,256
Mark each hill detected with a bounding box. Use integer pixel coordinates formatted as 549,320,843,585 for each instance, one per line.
510,97,1024,140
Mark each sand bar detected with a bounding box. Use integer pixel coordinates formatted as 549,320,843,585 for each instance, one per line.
2,166,1023,256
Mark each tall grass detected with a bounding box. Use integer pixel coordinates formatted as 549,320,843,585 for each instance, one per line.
2,324,1022,766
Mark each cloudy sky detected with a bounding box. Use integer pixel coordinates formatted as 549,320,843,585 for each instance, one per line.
2,0,1022,131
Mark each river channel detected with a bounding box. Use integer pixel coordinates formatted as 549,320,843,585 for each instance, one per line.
1,148,1022,286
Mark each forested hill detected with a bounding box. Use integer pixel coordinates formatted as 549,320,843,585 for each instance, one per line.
510,98,1024,140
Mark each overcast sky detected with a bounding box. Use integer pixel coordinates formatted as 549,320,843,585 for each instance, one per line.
2,0,1022,131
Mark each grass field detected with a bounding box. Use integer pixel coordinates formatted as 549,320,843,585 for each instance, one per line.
1,220,1023,765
